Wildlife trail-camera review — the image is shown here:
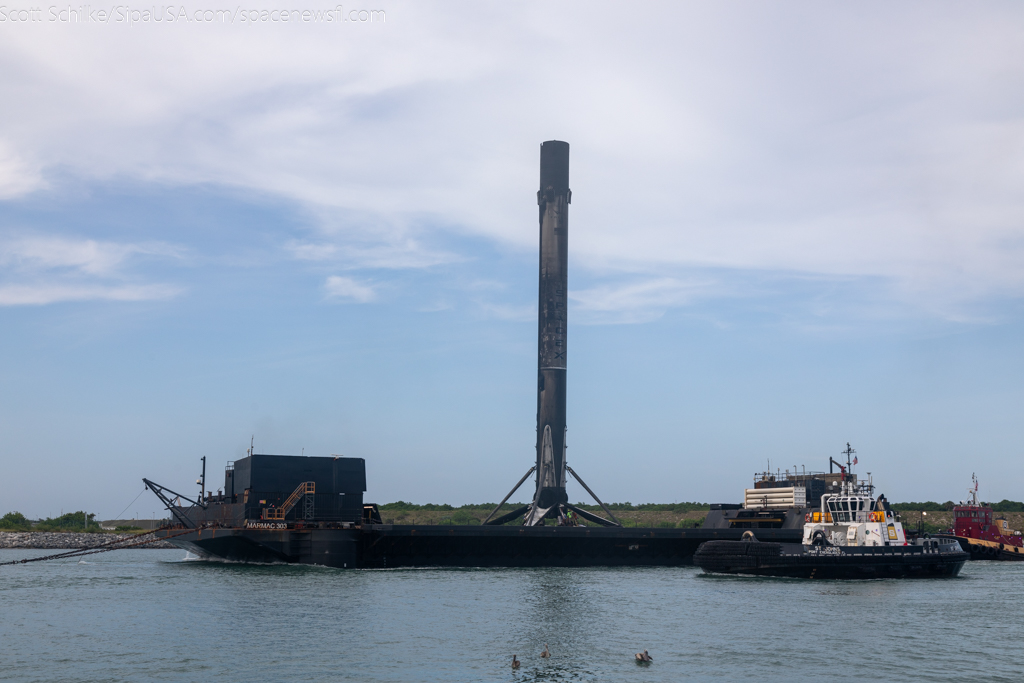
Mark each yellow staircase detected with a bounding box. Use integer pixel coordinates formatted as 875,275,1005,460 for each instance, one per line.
262,482,315,521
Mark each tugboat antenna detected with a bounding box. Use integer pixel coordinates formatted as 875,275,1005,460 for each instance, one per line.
843,443,856,473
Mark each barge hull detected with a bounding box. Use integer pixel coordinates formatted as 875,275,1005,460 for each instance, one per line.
157,525,803,569
158,527,360,567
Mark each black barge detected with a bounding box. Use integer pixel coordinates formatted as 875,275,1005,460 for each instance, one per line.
147,453,805,569
157,523,807,569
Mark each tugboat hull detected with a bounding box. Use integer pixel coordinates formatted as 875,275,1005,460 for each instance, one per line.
694,540,968,579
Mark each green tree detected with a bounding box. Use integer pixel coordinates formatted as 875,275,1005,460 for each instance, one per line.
35,511,102,533
0,511,31,530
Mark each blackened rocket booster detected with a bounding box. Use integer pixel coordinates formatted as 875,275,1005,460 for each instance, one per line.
526,141,570,525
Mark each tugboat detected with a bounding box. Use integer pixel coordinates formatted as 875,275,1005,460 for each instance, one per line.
694,447,968,579
938,475,1024,561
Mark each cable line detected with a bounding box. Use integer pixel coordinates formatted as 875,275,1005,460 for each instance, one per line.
0,526,190,567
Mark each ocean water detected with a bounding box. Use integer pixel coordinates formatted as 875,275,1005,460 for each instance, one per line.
1,548,1022,682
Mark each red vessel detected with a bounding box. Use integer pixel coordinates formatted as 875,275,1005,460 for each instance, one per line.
944,475,1024,561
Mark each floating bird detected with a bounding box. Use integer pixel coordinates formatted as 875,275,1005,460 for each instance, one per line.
512,655,521,670
541,644,551,658
635,649,653,663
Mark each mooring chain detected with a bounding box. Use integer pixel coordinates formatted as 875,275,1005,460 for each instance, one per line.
0,527,194,566
0,531,159,565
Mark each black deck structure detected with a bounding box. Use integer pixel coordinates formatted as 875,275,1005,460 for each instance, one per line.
147,142,804,568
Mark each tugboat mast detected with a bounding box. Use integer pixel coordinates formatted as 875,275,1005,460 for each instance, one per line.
842,443,856,473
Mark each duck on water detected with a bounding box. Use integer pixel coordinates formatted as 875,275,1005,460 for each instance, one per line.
694,459,968,579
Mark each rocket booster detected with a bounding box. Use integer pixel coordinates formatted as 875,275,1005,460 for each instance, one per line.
528,140,570,523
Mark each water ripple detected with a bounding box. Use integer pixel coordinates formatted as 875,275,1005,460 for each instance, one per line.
1,549,1022,682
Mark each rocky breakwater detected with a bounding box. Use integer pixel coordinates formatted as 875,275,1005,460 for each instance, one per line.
0,531,175,550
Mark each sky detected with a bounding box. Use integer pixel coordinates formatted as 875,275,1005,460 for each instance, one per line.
2,1,1024,519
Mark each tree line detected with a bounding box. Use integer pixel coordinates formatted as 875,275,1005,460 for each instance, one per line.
888,500,1024,512
0,511,112,532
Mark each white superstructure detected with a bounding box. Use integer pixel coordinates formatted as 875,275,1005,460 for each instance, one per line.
801,478,906,547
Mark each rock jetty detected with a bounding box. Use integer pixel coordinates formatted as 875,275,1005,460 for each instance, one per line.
0,532,175,550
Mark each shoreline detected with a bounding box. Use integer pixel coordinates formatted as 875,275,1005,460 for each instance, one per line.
0,531,176,550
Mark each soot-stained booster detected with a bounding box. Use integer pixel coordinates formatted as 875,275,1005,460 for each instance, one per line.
526,141,571,525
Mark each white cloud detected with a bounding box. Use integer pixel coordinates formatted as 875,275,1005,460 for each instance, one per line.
0,235,183,306
0,283,180,306
475,301,534,322
287,242,338,262
323,275,375,303
286,238,458,270
570,277,719,324
3,2,1024,319
0,141,43,199
0,236,174,275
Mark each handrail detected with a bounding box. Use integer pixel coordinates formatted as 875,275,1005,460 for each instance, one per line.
262,482,315,520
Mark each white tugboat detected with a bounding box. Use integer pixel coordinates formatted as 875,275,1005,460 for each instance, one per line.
802,474,905,548
695,445,968,579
